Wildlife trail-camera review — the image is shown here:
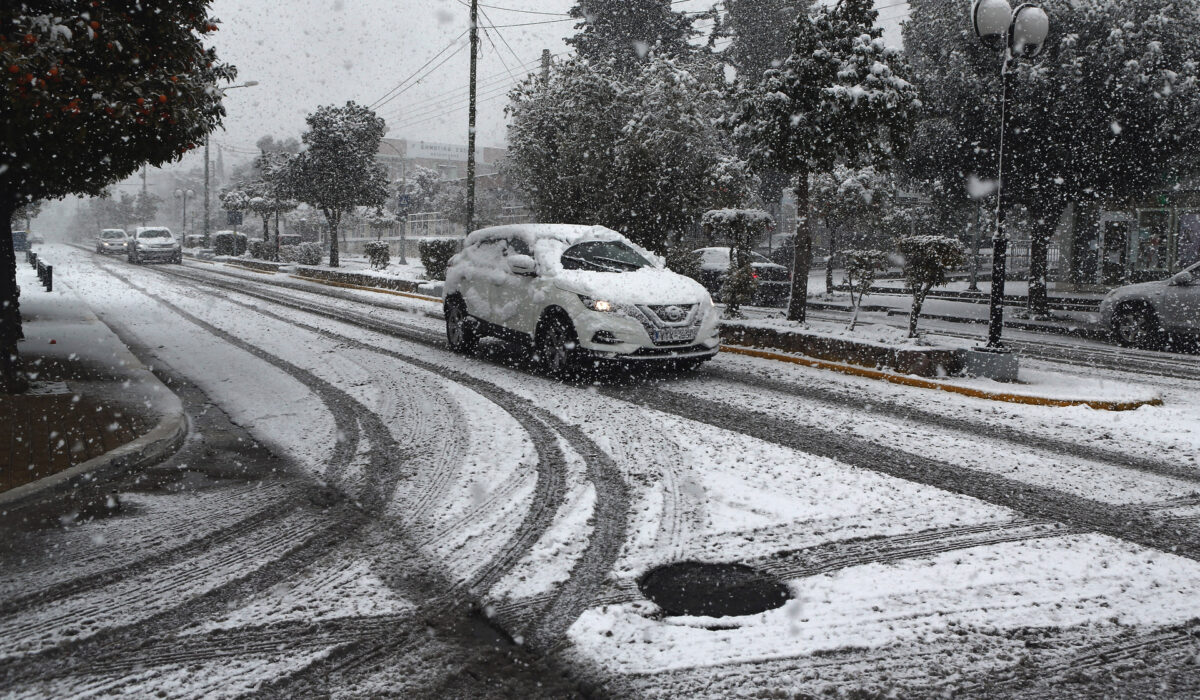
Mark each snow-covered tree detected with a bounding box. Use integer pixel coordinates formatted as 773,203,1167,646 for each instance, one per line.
812,165,893,293
567,0,696,73
507,55,754,254
724,0,810,85
842,248,887,331
702,209,773,317
285,102,389,267
731,0,920,322
134,191,161,228
904,0,1200,312
899,235,965,338
0,2,234,393
393,164,441,223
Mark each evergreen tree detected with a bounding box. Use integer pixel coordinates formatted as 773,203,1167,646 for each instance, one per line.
567,0,696,72
725,0,810,86
285,102,389,267
134,191,162,228
0,1,234,393
507,55,754,254
732,0,919,322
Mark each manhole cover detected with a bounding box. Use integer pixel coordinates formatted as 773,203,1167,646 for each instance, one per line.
638,562,792,618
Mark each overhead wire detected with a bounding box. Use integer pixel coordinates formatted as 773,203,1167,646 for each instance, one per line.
369,29,469,110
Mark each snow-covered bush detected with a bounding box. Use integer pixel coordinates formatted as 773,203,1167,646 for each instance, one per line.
279,245,300,263
702,209,773,318
296,242,323,266
364,241,390,271
212,231,248,257
419,239,459,281
842,248,888,331
899,235,965,338
248,240,266,260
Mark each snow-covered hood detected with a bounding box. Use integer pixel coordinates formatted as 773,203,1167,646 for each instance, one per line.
554,267,710,306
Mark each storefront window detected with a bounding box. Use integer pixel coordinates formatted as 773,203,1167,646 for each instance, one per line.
1179,211,1200,268
1130,210,1171,280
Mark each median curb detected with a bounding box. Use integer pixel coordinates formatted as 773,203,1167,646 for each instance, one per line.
287,274,442,303
0,284,189,510
720,345,1162,412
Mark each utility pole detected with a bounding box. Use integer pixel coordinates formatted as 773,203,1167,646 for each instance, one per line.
140,166,148,227
466,0,479,234
542,49,551,84
203,136,211,242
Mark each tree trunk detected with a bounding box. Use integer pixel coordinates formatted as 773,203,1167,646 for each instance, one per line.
327,210,340,268
825,226,836,295
1026,203,1060,315
909,286,929,338
787,166,812,323
271,210,281,262
0,196,28,394
259,216,268,260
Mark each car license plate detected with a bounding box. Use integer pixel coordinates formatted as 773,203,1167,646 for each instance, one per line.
653,327,696,344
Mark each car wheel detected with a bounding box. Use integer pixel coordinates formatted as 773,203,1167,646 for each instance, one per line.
444,298,478,355
537,314,579,379
1113,305,1163,349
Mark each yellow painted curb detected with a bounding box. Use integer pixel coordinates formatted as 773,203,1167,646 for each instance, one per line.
224,262,276,276
720,345,1162,412
288,274,442,303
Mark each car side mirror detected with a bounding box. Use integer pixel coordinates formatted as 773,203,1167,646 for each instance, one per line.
1169,271,1194,286
507,254,537,276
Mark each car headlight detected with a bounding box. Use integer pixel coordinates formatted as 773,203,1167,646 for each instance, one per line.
580,296,618,313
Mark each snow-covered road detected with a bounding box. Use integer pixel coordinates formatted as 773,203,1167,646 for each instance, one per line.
3,244,1198,698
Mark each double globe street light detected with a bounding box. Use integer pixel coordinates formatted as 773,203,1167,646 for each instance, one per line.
971,0,1050,361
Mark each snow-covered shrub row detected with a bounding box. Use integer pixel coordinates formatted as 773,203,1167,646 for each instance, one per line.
419,240,459,281
295,243,323,266
211,232,248,257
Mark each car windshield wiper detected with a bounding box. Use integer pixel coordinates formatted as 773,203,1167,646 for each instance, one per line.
593,255,644,271
562,255,621,272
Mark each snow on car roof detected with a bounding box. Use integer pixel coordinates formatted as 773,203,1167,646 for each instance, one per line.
465,223,623,248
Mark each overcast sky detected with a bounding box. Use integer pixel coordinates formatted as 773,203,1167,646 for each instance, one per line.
206,0,908,160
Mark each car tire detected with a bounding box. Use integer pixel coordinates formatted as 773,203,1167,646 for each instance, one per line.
537,314,579,379
1113,304,1164,349
444,297,478,355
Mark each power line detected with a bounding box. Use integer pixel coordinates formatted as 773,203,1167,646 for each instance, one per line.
369,30,469,110
389,80,517,132
455,0,570,16
374,40,471,111
379,55,543,123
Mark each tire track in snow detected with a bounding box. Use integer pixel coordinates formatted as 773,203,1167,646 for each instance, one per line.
601,386,1200,563
136,264,629,681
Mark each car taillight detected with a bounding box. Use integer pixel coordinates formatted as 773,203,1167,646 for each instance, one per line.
752,272,759,280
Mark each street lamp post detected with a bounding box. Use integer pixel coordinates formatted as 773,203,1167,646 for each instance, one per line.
205,81,259,244
972,0,1050,350
174,188,196,237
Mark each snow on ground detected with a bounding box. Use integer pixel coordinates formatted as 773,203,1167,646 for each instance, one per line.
714,348,1200,476
568,533,1200,676
19,245,1199,696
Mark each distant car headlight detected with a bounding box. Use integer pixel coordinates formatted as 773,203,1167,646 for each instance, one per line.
580,296,617,313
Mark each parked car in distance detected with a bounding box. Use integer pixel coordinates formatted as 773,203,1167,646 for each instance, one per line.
444,224,720,376
692,247,792,307
128,226,182,264
11,230,30,253
96,229,128,255
1099,260,1200,348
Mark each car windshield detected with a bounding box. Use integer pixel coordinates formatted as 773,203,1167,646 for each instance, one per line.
561,241,651,273
139,230,171,239
101,230,125,239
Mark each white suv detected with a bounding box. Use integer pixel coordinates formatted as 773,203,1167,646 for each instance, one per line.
444,224,720,375
128,227,182,264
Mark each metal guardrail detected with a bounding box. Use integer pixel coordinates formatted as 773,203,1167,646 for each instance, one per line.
27,250,52,292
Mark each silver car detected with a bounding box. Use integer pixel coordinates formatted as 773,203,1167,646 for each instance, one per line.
128,227,182,264
96,229,128,255
1098,260,1200,348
